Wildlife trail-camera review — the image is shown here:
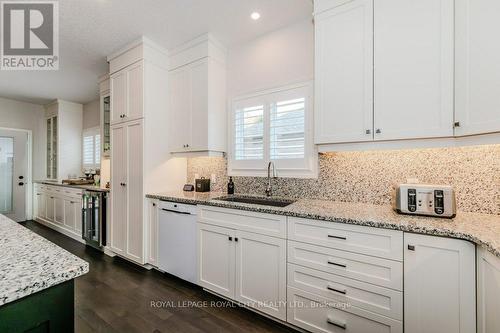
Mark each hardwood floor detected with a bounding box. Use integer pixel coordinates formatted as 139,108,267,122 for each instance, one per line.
20,221,297,333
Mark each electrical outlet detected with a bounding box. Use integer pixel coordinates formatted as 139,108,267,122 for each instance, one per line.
194,173,200,182
211,173,217,184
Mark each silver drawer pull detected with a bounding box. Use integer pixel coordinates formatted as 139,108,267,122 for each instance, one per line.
328,234,347,240
327,317,346,330
327,285,347,295
327,260,347,268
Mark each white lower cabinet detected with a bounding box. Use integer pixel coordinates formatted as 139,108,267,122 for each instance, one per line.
196,207,483,332
197,207,287,320
477,247,500,333
404,233,476,333
34,184,83,240
198,223,235,299
146,199,159,266
235,230,287,320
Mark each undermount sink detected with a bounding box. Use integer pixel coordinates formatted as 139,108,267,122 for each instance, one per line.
215,196,295,207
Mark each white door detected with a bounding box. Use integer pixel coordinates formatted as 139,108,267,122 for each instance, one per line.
125,120,144,263
168,65,192,152
404,233,476,333
234,231,286,320
54,196,65,225
314,0,374,144
0,129,28,222
374,0,454,141
126,62,144,121
110,124,127,254
455,0,500,136
63,197,76,231
198,223,235,298
110,70,127,124
189,58,209,151
477,247,500,333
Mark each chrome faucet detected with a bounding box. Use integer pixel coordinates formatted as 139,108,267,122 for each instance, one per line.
265,162,277,197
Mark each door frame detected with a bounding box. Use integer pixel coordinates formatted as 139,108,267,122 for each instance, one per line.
0,127,33,221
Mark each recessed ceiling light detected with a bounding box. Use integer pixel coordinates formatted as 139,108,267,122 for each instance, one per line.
251,12,261,20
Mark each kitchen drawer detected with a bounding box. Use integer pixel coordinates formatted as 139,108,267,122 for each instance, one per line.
287,287,403,333
288,241,403,290
62,188,83,197
198,205,286,238
288,264,402,320
288,217,403,261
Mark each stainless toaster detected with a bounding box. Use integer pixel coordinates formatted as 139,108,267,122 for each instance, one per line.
393,184,456,218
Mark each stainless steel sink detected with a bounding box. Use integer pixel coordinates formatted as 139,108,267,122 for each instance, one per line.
215,196,295,207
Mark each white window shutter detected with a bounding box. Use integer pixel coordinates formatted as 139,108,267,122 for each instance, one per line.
270,98,305,160
234,105,265,160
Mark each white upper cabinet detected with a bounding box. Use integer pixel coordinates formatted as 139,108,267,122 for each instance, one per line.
168,34,227,155
110,61,144,124
455,0,500,136
404,233,476,333
315,0,500,148
373,0,454,141
314,0,373,144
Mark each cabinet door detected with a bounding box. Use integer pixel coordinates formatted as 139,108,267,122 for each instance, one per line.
147,200,158,266
126,62,144,121
477,247,500,333
63,198,74,230
314,0,373,144
235,231,286,320
110,70,127,124
168,65,192,152
36,192,46,219
198,223,235,299
404,233,475,333
46,195,55,222
74,199,82,234
374,0,454,140
455,0,500,136
189,58,209,151
125,120,144,263
54,197,64,225
110,124,127,255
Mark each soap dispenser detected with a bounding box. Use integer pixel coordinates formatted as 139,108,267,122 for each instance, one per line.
227,177,235,195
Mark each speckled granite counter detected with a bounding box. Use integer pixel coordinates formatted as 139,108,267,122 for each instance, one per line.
0,214,89,306
35,180,110,192
147,191,500,258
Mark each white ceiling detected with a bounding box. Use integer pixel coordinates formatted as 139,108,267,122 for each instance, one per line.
0,0,312,105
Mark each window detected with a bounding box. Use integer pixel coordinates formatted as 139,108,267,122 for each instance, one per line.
82,127,101,170
229,82,317,178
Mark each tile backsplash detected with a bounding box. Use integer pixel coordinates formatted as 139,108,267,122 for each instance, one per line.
187,145,500,215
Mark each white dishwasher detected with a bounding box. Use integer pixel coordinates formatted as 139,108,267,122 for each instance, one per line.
158,201,198,284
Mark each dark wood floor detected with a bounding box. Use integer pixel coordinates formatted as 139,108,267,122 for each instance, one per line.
20,221,297,333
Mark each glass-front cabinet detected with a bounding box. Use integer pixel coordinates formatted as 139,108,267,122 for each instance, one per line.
46,115,58,179
102,95,111,157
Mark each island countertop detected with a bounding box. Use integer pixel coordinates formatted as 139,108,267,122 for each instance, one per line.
0,214,89,306
147,191,500,258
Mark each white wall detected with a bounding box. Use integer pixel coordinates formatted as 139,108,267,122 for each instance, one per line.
82,98,100,129
226,19,314,99
0,97,45,180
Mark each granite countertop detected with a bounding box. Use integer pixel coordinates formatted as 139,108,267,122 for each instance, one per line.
35,180,110,192
0,214,89,306
147,191,500,258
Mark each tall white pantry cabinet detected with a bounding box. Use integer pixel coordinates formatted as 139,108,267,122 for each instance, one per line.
107,38,186,265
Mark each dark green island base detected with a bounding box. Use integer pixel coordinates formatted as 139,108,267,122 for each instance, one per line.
0,280,74,333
